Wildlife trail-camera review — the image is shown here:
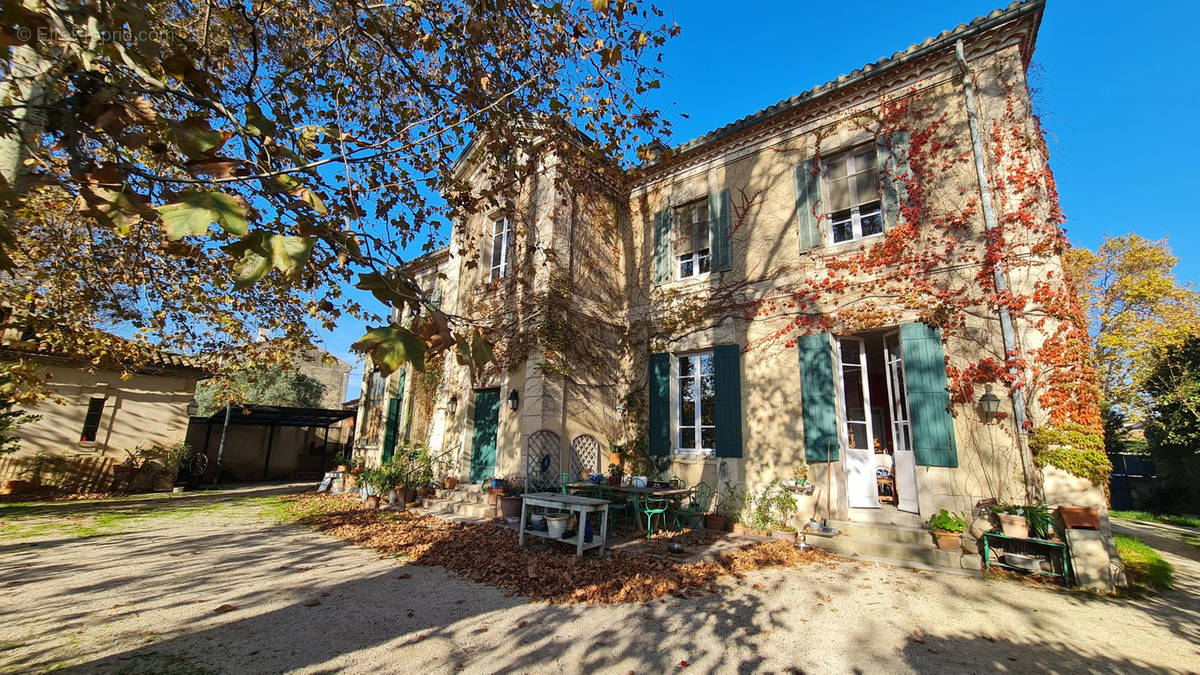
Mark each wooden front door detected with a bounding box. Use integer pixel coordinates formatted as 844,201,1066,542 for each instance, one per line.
468,389,501,483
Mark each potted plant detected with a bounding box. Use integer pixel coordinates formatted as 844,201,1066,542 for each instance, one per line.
770,483,800,542
607,463,623,486
438,456,460,490
747,483,776,537
112,449,142,490
993,504,1029,538
928,509,967,551
486,477,505,505
359,467,390,509
1023,503,1053,539
498,475,525,519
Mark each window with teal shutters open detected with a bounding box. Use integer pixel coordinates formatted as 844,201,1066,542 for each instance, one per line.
652,189,732,285
794,160,821,253
648,346,742,457
797,333,839,462
899,322,958,467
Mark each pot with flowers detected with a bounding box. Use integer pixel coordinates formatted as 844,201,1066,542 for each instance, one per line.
497,475,525,519
770,483,800,542
928,509,967,551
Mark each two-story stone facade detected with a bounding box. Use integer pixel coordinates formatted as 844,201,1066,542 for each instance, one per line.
359,0,1104,532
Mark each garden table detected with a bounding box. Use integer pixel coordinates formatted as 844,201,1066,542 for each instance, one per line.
518,492,609,557
982,531,1073,585
569,482,690,532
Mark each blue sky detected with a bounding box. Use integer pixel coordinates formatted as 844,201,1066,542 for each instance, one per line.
328,0,1197,398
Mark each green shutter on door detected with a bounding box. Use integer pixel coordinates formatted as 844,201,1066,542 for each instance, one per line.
877,130,910,229
648,352,671,455
708,188,732,272
652,209,671,285
382,396,401,461
900,322,958,467
794,160,821,253
713,344,743,458
798,333,838,462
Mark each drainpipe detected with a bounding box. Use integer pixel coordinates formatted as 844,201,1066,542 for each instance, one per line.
954,40,1037,503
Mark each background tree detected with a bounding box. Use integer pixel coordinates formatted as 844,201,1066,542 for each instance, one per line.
1143,335,1200,510
0,1,676,400
1064,233,1200,420
194,365,326,416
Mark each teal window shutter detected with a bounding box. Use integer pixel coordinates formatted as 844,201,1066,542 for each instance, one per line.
794,160,821,252
648,353,671,455
876,130,910,229
708,188,732,272
797,333,838,462
652,209,671,285
382,396,401,461
713,344,743,457
899,322,958,467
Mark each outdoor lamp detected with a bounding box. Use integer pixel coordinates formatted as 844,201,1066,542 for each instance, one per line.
980,385,1002,421
447,395,458,415
508,389,520,411
186,398,200,416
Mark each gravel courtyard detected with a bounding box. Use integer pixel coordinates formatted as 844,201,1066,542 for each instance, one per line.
0,486,1196,674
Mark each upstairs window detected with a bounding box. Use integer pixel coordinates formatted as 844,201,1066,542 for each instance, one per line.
676,352,716,453
821,145,883,244
489,216,510,282
673,199,710,280
80,396,106,443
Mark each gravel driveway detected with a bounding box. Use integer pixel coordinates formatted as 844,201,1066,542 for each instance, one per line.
1,488,1196,674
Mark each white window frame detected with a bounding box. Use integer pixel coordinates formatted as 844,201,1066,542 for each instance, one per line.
672,351,716,456
673,199,710,281
821,145,884,245
488,216,510,282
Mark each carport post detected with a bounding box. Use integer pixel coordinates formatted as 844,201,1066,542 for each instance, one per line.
212,404,231,487
262,424,276,480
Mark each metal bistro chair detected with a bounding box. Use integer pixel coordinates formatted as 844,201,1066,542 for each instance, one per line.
671,481,714,530
633,492,669,539
598,484,631,533
560,472,574,494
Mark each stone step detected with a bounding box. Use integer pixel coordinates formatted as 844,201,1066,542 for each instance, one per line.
812,532,963,570
827,520,936,547
419,495,495,520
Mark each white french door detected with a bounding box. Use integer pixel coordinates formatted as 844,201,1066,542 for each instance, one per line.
837,337,879,509
885,333,920,513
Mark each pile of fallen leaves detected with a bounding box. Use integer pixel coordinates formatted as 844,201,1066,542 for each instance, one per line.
281,493,834,604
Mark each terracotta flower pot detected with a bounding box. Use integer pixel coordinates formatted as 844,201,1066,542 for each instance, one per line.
705,514,729,532
487,487,504,505
998,513,1029,539
498,495,523,519
771,528,798,542
365,495,381,509
1058,506,1100,530
416,487,433,497
336,465,349,473
933,529,962,551
443,476,459,490
731,522,748,536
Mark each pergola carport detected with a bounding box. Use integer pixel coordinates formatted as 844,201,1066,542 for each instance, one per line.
197,404,356,483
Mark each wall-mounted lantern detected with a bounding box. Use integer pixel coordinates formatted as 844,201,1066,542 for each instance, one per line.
187,399,200,417
508,389,520,412
447,395,458,415
979,385,1002,421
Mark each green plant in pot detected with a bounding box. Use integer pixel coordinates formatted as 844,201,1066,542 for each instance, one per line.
928,509,967,551
770,483,800,542
497,474,525,520
358,467,391,509
748,483,777,537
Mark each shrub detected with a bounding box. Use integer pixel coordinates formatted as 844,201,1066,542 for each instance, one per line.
927,508,966,533
1030,423,1111,486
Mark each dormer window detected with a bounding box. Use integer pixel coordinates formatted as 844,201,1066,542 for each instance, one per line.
821,145,884,244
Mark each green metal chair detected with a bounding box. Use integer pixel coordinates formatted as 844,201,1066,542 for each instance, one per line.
671,481,714,530
633,492,669,539
599,485,631,532
560,472,573,494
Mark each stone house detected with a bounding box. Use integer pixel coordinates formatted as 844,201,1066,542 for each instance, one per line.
357,0,1110,571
